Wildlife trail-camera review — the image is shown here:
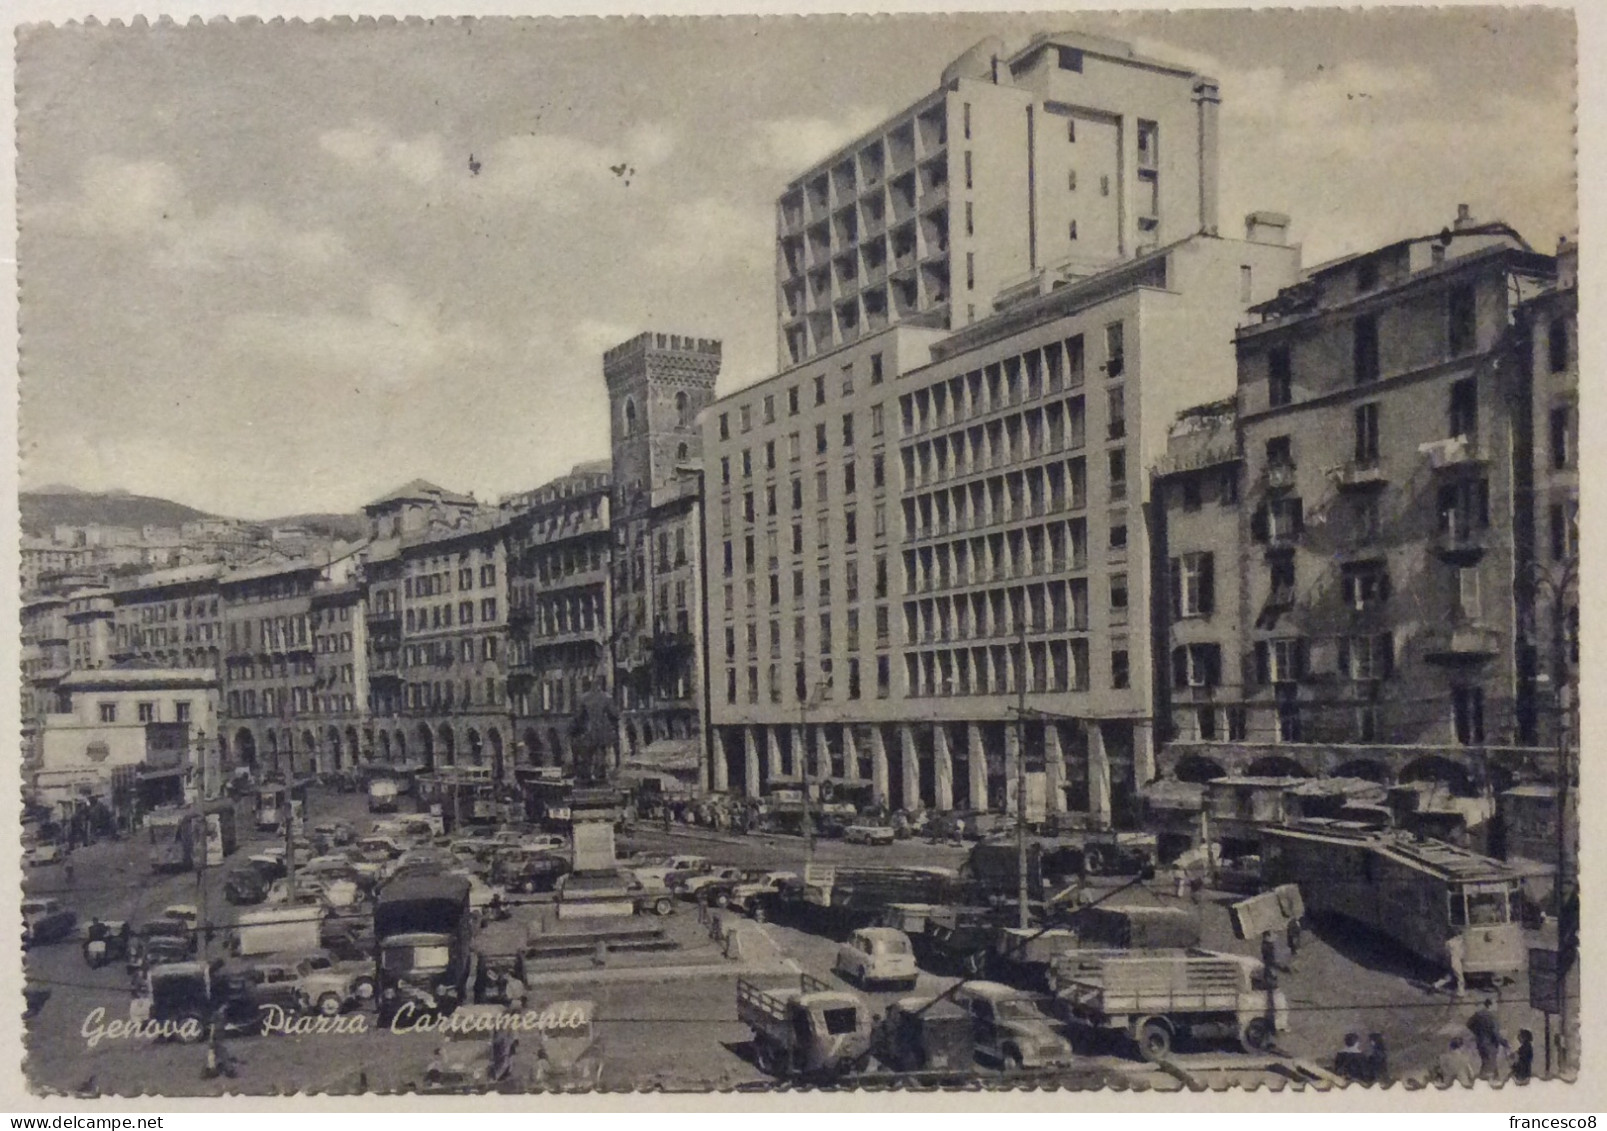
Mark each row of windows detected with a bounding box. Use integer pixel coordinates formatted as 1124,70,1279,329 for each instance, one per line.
899,327,1124,440
404,564,498,599
133,599,219,624
1262,286,1479,407
98,700,194,724
314,633,354,655
903,638,1102,698
723,604,892,663
403,636,501,667
903,455,1126,541
720,410,888,485
904,580,1093,646
724,457,889,527
403,599,499,632
717,354,887,441
226,656,315,682
900,392,1117,490
725,654,888,705
403,679,505,710
904,518,1092,595
227,687,316,717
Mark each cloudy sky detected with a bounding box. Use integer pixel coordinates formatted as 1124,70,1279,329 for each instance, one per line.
16,9,1575,518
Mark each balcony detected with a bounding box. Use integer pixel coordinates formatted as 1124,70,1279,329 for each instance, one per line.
1421,434,1488,473
1422,622,1500,665
1264,463,1297,492
1431,525,1490,565
1330,459,1388,492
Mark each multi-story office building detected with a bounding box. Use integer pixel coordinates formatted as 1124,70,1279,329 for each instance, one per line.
110,564,225,671
505,462,614,772
219,559,323,777
21,594,70,772
1155,210,1558,788
708,227,1299,823
392,514,512,775
604,332,721,788
775,30,1222,366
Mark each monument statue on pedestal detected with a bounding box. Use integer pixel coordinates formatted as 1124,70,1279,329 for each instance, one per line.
569,683,620,787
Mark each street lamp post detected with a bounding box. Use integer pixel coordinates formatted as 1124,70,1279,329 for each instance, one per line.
799,676,831,868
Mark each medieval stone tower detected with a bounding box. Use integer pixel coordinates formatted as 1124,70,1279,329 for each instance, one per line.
602,332,723,516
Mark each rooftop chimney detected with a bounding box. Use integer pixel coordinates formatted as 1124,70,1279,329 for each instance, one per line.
1453,203,1475,231
1244,211,1290,246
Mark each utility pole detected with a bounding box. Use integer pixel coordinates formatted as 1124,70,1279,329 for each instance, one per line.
800,690,813,869
1016,618,1029,931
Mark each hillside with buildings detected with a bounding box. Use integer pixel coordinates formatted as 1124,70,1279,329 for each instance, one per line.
20,488,217,534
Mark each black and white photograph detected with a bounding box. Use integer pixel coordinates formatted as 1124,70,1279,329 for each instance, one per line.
8,5,1584,1100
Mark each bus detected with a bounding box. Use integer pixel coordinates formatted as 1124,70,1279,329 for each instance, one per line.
1259,822,1525,978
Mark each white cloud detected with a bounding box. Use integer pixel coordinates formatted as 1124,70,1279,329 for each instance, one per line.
644,196,772,276
745,107,889,172
221,282,498,391
318,121,446,186
32,155,347,271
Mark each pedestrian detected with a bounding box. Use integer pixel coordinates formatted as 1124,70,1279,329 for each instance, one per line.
1434,1037,1477,1087
1513,1029,1535,1084
1334,1033,1367,1082
1189,875,1205,904
1174,868,1189,900
1365,1033,1391,1086
63,853,75,886
696,887,710,925
1432,934,1467,996
1467,996,1503,1080
1286,916,1304,957
1260,930,1281,974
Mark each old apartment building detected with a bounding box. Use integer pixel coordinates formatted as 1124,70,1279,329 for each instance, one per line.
1154,210,1560,789
776,30,1223,366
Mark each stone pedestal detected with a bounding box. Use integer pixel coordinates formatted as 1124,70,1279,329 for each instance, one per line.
558,786,633,919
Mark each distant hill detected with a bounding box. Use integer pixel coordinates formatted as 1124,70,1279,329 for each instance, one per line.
266,512,370,542
19,489,217,535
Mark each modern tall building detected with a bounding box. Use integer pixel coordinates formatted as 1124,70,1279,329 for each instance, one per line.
604,332,722,788
707,226,1299,823
775,30,1223,367
1154,210,1559,789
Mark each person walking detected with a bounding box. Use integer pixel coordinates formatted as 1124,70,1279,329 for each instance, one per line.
1432,934,1467,996
1365,1033,1391,1086
1334,1033,1367,1082
1467,997,1504,1080
1286,916,1305,958
1513,1029,1535,1084
1433,1037,1477,1087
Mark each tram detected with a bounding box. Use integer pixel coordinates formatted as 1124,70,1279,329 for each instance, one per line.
1259,821,1525,977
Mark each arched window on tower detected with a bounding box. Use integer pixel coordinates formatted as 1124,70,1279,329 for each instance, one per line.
623,397,638,436
675,391,691,427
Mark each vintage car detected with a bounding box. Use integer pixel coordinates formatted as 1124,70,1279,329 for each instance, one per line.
493,851,571,895
629,855,711,889
312,821,357,847
129,918,197,970
950,982,1074,1070
22,898,77,948
245,854,289,883
726,871,798,920
162,905,202,932
285,949,376,1015
82,919,132,967
672,866,748,902
226,866,271,905
843,825,897,846
833,927,919,990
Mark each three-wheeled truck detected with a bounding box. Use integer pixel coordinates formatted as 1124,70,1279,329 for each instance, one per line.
1048,948,1287,1061
736,972,875,1080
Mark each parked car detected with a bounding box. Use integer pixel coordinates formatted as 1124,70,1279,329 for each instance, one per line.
833,927,918,990
844,825,896,846
673,866,748,901
226,867,271,905
21,898,77,947
950,982,1074,1070
494,852,570,894
727,871,798,920
285,949,376,1016
631,855,711,888
23,843,62,868
130,919,196,970
246,853,288,882
162,905,201,932
82,919,132,968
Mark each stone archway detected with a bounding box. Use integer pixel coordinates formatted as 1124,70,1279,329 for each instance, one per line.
326,726,344,772
416,724,435,772
394,730,408,764
347,726,361,765
1400,755,1474,797
1246,755,1309,779
466,728,484,767
438,724,457,767
1333,758,1391,784
523,728,543,767
265,730,280,776
379,731,392,762
301,730,319,777
1174,754,1228,784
